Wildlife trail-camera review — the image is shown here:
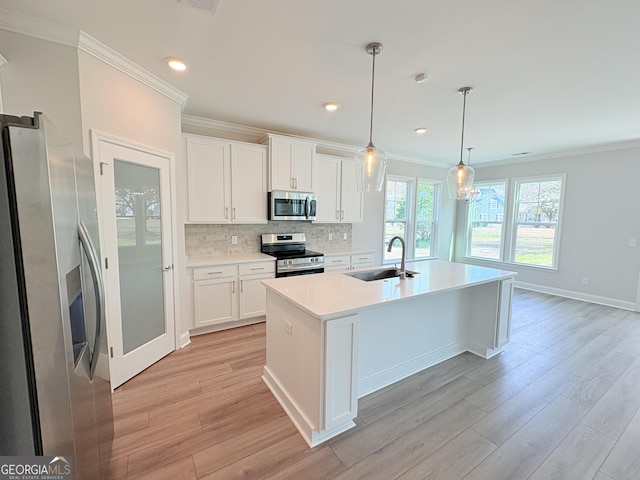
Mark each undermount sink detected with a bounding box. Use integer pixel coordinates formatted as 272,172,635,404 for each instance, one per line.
345,268,419,282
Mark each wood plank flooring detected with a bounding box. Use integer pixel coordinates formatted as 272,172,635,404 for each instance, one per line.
107,289,640,479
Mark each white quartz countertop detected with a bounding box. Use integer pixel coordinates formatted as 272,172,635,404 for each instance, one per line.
262,260,517,320
187,253,275,268
315,246,376,256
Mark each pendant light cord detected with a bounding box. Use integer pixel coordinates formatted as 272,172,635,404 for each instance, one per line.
368,48,377,146
459,89,468,166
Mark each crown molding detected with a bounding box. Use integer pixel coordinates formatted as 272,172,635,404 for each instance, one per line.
0,8,79,46
0,8,188,107
181,114,267,138
78,32,188,106
181,114,448,169
476,138,640,168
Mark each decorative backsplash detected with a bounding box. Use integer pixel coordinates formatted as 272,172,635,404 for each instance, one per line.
185,222,353,256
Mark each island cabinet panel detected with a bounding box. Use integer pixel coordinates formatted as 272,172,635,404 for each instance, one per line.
323,315,358,431
496,278,514,348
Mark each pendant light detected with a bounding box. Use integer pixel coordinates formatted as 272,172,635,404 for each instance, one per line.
457,148,480,204
447,87,476,202
355,42,387,193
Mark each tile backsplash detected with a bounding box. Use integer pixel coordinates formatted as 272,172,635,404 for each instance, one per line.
185,222,352,256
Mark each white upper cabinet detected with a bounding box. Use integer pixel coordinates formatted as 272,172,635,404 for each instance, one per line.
186,136,231,222
185,134,267,223
264,133,316,192
315,154,363,223
230,143,267,223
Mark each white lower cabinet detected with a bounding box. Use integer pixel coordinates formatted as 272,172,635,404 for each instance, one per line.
324,252,375,272
193,261,274,328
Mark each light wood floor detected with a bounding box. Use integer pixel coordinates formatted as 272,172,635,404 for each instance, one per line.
107,289,640,480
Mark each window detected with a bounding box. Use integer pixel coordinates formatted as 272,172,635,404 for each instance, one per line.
513,177,563,267
467,181,506,260
465,175,564,269
384,176,439,262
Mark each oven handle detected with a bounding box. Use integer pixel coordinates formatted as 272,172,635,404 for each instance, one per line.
278,263,325,273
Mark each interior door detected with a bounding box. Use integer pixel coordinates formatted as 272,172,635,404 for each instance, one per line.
94,134,175,389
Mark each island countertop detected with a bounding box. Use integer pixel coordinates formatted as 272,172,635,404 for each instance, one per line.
262,259,517,320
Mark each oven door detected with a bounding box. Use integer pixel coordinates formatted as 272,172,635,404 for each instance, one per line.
276,266,325,278
269,191,317,221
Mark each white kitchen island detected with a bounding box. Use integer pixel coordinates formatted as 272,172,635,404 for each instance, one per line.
261,260,517,447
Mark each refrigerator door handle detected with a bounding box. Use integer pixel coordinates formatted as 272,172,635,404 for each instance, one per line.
77,220,105,381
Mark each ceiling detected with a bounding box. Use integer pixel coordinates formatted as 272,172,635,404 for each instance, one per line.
1,0,640,166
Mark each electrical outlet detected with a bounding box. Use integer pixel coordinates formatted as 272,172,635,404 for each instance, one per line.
283,320,292,335
581,277,589,285
231,235,238,245
344,232,348,240
629,238,637,247
329,233,333,241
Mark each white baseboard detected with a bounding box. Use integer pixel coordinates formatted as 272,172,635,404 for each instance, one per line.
179,331,191,349
515,281,638,311
189,316,265,337
262,367,355,448
357,341,467,398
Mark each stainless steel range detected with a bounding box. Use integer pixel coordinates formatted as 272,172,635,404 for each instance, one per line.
261,233,325,277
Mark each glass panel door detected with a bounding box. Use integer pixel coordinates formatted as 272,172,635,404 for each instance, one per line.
113,159,165,354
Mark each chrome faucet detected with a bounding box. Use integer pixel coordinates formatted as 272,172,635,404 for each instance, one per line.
386,236,406,279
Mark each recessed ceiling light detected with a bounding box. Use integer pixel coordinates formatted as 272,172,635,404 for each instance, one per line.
414,127,429,134
323,102,340,111
165,57,188,71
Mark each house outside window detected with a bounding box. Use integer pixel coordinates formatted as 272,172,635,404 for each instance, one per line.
384,176,439,262
467,181,506,260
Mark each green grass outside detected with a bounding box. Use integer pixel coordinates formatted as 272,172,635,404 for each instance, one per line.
470,225,556,266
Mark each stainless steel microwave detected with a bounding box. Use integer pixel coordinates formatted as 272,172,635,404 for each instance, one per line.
269,191,317,221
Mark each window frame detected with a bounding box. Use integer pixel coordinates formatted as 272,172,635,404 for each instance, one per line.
465,179,508,262
463,174,565,271
509,174,566,270
382,175,440,264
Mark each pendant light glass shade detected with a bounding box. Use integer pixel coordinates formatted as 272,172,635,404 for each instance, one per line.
446,87,478,203
447,161,475,200
355,143,387,193
355,42,387,192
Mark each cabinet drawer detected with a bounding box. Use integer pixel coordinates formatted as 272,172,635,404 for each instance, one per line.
239,261,275,276
351,253,374,265
193,264,237,281
325,255,350,267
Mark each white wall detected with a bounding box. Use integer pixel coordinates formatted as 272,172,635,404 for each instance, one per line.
352,159,456,266
454,148,640,309
0,30,84,157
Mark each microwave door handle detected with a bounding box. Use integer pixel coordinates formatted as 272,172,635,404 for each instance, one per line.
78,220,105,381
305,196,310,219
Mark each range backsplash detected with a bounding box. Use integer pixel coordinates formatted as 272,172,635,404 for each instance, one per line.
185,222,352,256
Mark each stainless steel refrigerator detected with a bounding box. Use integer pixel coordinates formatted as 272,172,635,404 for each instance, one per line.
0,112,113,478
